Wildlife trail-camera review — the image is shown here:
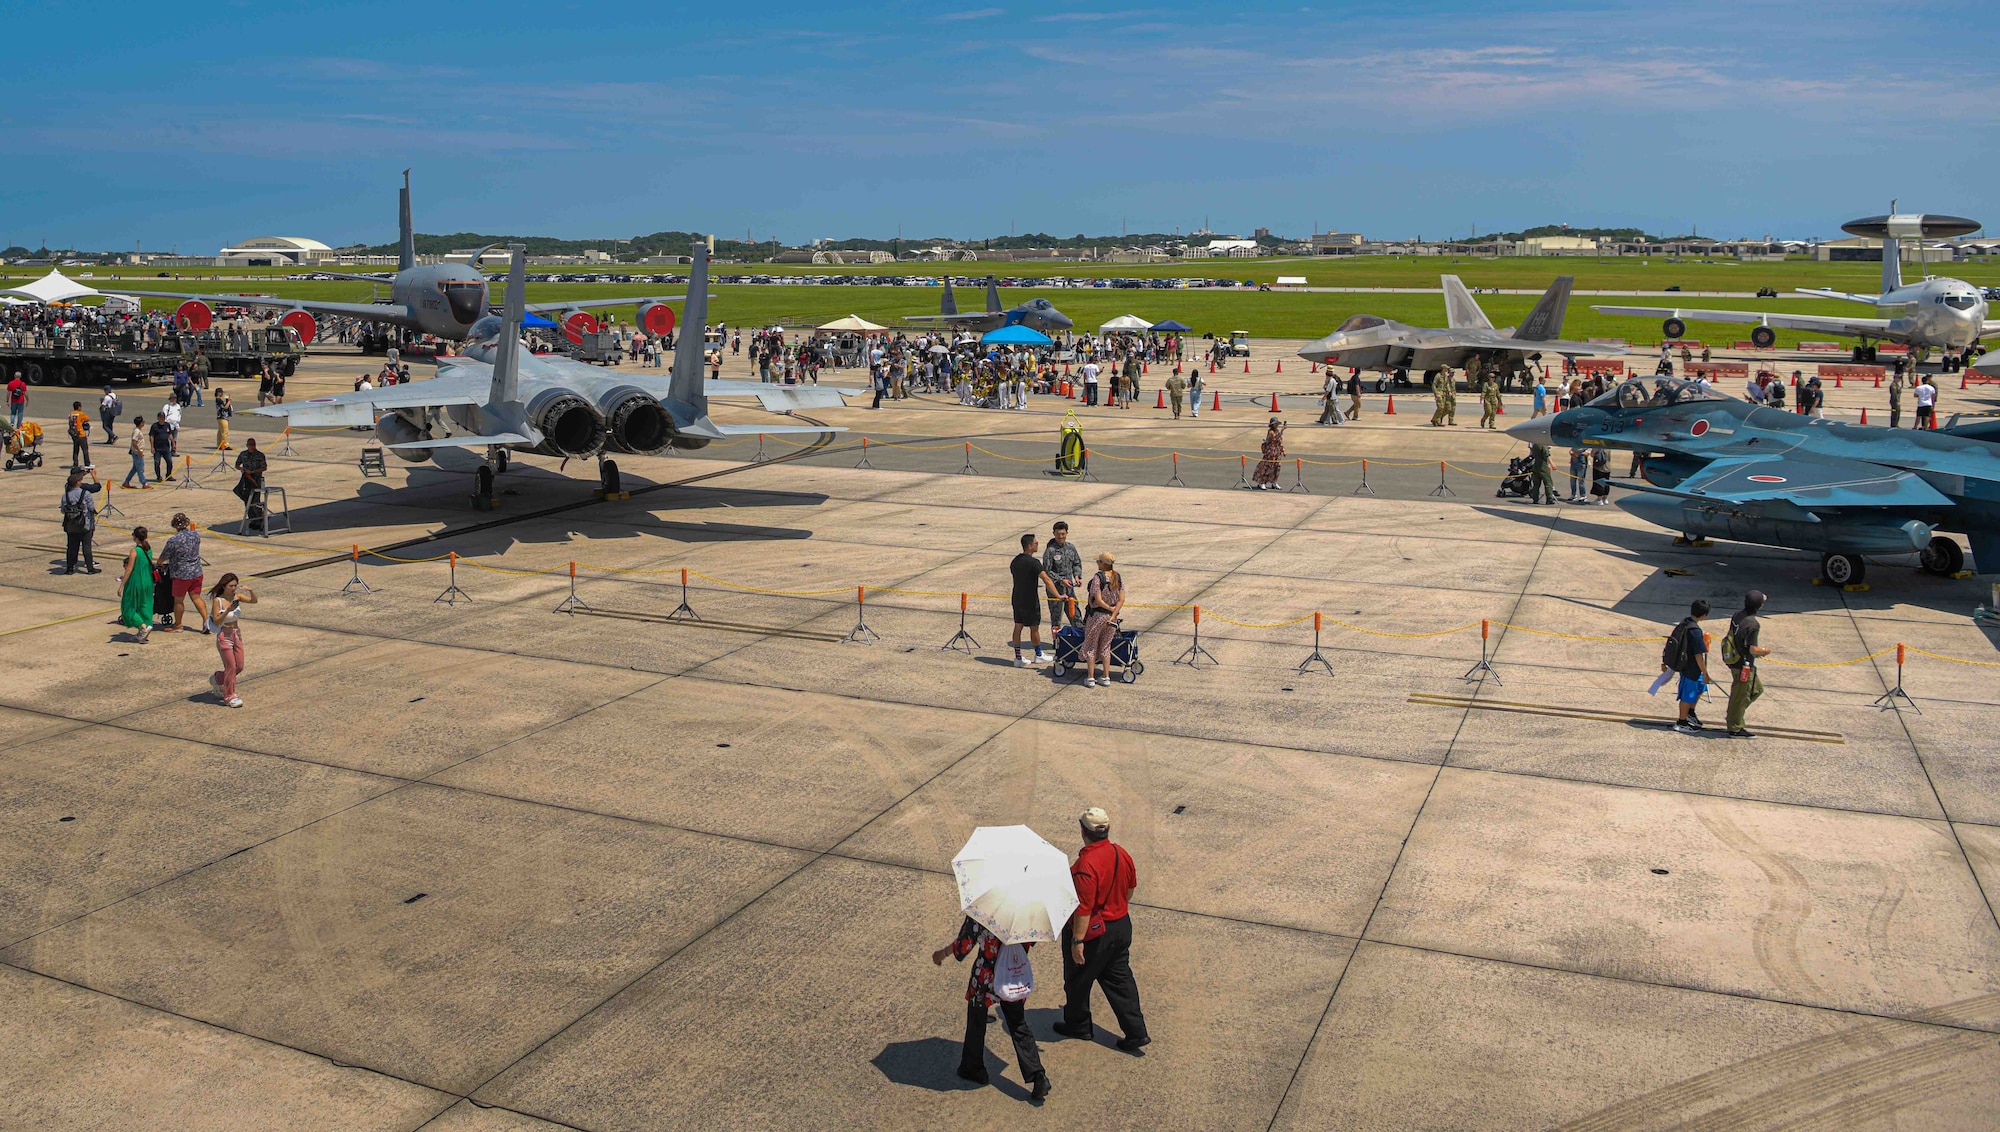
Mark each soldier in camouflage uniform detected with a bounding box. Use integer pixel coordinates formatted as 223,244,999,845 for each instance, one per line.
1429,369,1449,426
1479,376,1502,429
1438,367,1458,426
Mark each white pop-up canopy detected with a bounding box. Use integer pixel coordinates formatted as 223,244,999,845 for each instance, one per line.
1098,314,1152,332
817,314,886,332
1,269,101,304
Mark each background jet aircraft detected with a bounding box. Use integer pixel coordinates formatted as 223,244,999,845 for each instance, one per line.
1593,210,1995,361
902,276,1073,334
1298,275,1605,388
251,243,841,491
117,172,682,344
1506,375,2000,584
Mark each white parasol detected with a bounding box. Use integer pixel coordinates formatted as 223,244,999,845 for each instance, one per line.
951,825,1079,944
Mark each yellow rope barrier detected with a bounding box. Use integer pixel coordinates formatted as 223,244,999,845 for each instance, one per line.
1326,618,1480,639
1763,646,1898,668
1494,622,1668,643
1904,647,2000,668
1204,611,1318,630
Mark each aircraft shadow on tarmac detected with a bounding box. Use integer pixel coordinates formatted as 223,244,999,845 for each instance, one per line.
253,449,830,565
1472,503,1997,634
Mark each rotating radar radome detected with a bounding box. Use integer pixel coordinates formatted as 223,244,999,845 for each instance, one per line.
1842,213,1981,240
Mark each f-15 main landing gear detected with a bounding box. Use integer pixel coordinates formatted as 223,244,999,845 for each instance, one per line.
1919,536,1965,577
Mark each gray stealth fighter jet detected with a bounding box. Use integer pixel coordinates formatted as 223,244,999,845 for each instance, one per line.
1506,375,2000,583
1297,276,1608,389
251,242,844,495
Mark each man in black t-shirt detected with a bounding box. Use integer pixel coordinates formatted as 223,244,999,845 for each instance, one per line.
1664,599,1711,733
1010,532,1053,668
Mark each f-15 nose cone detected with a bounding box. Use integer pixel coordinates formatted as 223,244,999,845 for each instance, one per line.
1505,414,1556,447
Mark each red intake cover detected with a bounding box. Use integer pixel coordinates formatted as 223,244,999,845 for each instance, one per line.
563,311,600,344
639,302,676,337
175,300,213,331
278,309,317,344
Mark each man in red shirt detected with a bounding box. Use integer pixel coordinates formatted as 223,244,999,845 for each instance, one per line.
7,372,27,431
1052,806,1150,1051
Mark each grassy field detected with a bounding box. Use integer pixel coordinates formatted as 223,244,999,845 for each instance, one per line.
9,259,1991,347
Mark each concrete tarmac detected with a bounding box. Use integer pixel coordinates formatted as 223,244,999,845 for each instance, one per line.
0,341,1996,1130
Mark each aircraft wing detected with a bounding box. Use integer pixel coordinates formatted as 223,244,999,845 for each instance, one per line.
1793,288,1881,304
113,289,417,325
1981,320,2000,338
1592,305,1902,341
248,370,490,428
1618,453,1953,520
704,380,856,412
903,313,994,325
521,295,681,314
1444,330,1616,356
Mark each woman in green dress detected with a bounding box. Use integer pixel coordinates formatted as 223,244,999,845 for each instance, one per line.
117,526,155,643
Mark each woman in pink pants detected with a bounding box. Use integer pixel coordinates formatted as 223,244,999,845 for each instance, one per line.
206,573,257,708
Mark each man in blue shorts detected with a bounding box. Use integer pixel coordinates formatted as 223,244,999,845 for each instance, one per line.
1664,599,1712,733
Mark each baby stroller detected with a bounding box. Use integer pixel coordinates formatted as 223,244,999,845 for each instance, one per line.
4,421,43,470
1495,454,1535,499
1049,623,1144,683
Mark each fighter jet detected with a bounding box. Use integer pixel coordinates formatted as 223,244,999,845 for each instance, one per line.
1298,275,1605,388
902,276,1073,334
118,172,682,345
1505,375,2000,583
1593,210,1996,361
251,242,842,497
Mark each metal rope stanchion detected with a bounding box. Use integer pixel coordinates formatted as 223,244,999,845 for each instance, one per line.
97,482,126,519
1353,457,1375,495
1296,611,1333,674
1236,454,1248,488
275,426,297,456
553,560,589,613
1288,457,1309,493
1166,451,1185,487
941,591,979,653
854,436,874,469
958,441,978,475
340,544,375,596
749,433,771,464
174,454,204,490
1871,642,1919,712
1079,446,1099,483
1463,618,1499,683
844,585,880,643
667,567,700,621
1173,604,1218,667
1429,460,1456,497
433,551,471,605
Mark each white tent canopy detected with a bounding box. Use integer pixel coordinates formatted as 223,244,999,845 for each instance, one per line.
1098,314,1152,333
2,269,100,304
817,314,886,332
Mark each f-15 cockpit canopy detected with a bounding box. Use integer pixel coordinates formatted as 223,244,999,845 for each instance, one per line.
1334,314,1388,333
1588,377,1729,410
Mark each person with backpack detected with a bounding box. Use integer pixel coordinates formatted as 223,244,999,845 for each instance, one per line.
99,386,122,444
67,401,92,470
1663,599,1712,733
1723,590,1773,738
1054,806,1149,1053
932,913,1050,1101
59,467,102,574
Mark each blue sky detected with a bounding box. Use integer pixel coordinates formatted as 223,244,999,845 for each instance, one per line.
4,1,1994,251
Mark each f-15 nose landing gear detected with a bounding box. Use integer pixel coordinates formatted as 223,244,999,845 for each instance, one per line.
596,457,629,501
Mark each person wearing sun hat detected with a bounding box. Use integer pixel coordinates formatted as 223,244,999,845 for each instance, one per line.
1053,806,1149,1051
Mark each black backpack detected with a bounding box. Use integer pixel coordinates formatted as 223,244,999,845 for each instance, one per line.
1661,618,1697,672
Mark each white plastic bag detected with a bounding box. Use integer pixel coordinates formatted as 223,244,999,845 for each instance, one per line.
992,942,1034,1002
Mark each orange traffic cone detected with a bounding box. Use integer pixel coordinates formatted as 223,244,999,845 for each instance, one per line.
1860,408,1869,424
1243,360,1250,374
1835,374,1843,388
1212,390,1222,412
1385,395,1396,415
1143,362,1149,374
1275,360,1282,373
1155,389,1166,409
1209,360,1215,373
1269,392,1280,412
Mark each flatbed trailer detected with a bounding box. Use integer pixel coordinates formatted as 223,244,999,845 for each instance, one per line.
0,325,301,387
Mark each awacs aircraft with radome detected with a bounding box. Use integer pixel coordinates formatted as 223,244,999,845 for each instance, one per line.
118,172,683,345
1507,376,2000,584
251,243,845,497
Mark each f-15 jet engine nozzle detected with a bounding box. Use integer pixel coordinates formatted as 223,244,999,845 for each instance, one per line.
600,387,675,455
526,389,606,457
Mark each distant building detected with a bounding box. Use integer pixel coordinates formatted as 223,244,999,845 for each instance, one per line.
1253,227,1271,239
1187,239,1263,258
1516,235,1601,256
1309,232,1365,254
218,236,335,266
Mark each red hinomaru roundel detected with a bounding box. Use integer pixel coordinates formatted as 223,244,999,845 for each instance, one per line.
1746,474,1787,483
1690,419,1710,437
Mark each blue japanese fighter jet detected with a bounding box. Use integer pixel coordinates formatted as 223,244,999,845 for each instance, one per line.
1505,376,2000,584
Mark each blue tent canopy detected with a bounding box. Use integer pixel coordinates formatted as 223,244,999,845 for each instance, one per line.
982,324,1053,345
523,312,557,329
1151,319,1192,332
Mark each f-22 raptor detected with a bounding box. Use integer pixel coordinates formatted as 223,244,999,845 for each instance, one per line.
1507,376,2000,583
1298,275,1605,390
